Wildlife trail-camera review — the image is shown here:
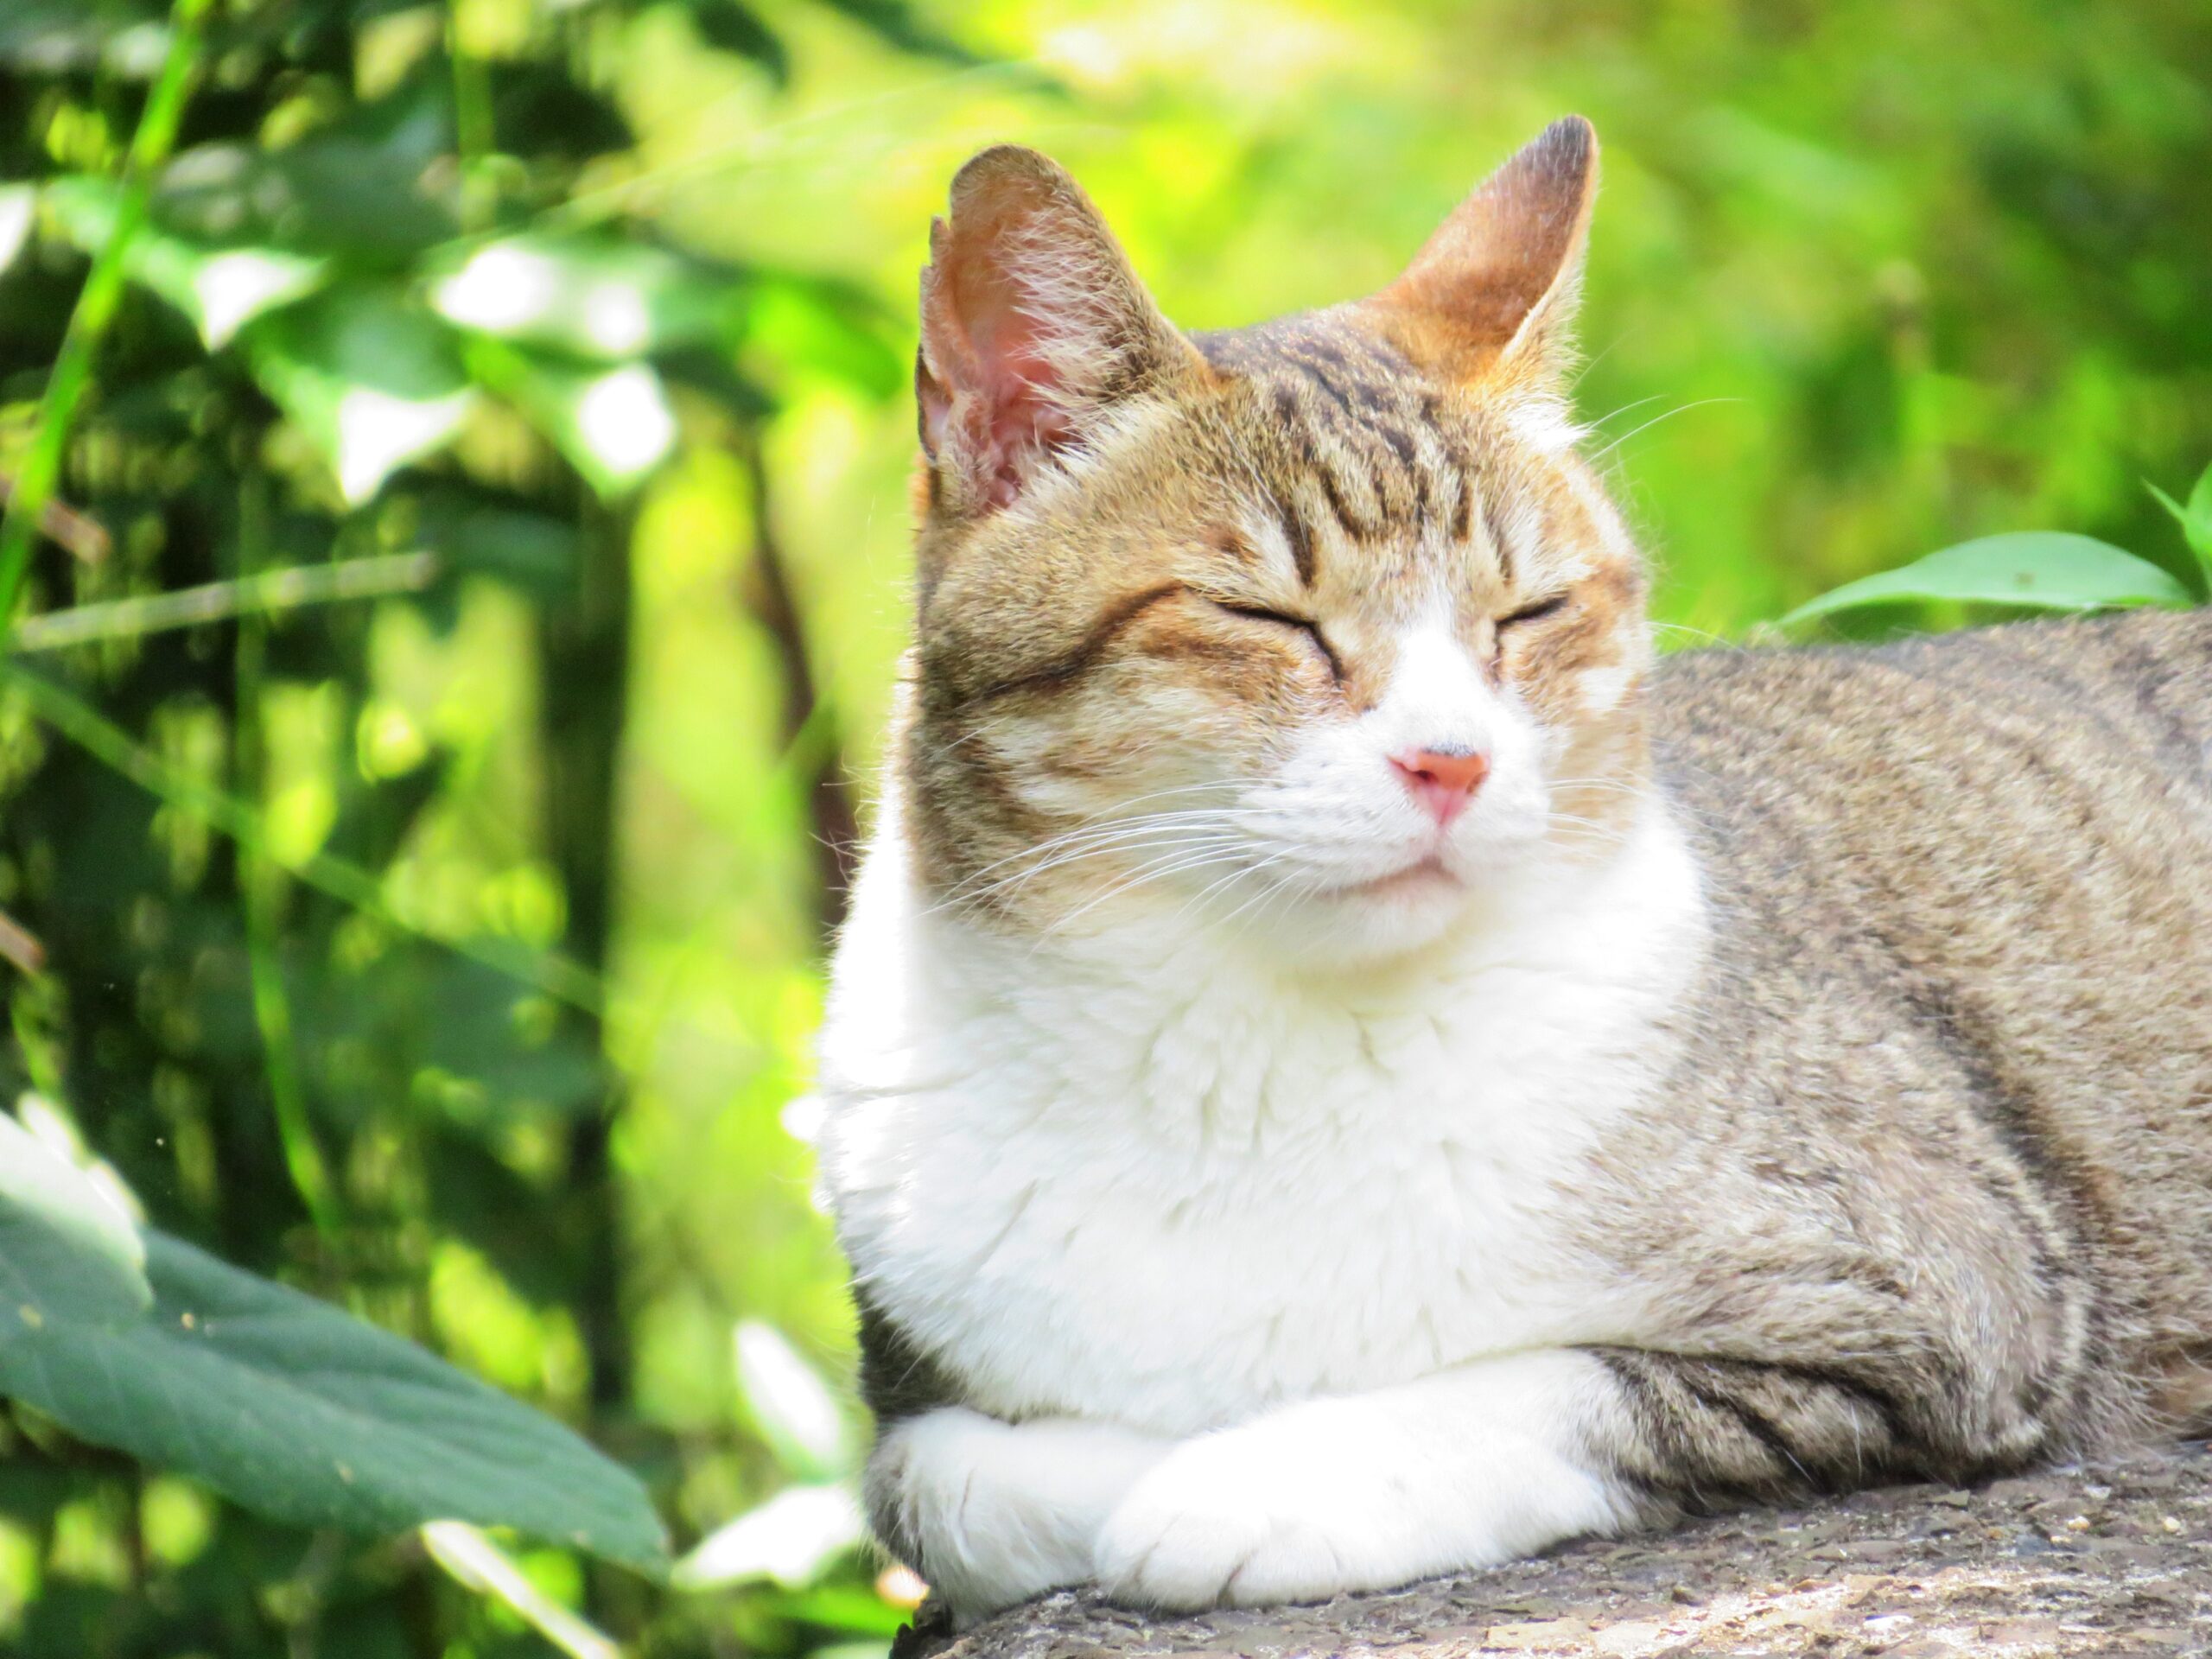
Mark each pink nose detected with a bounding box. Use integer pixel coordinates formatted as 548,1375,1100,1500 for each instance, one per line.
1392,747,1490,824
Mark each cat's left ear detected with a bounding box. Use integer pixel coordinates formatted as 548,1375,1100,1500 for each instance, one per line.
917,146,1201,518
1367,115,1599,379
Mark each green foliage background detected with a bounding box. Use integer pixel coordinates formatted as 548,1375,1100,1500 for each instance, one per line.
0,0,2207,1653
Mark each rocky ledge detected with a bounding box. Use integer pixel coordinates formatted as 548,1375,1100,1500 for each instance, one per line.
895,1441,2212,1658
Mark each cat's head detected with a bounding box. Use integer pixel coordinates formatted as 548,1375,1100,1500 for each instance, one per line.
898,117,1651,962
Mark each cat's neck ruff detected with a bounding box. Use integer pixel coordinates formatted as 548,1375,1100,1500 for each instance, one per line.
820,788,1709,1429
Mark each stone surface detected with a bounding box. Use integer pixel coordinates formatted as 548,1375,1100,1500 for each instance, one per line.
893,1441,2212,1658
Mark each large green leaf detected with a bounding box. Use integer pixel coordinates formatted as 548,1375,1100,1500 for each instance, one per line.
0,1227,667,1570
243,287,476,503
0,1115,149,1337
1778,531,2193,628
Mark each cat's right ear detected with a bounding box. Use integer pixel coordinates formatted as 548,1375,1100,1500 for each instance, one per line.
917,146,1197,518
1368,116,1599,383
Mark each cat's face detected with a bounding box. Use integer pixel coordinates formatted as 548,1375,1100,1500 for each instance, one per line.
901,119,1649,961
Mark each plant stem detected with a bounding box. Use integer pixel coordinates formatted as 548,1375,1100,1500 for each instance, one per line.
233,474,341,1243
448,16,497,235
0,0,213,639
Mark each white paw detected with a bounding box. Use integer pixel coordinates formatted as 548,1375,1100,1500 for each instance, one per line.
1091,1372,1627,1613
1093,1428,1377,1611
869,1409,1166,1624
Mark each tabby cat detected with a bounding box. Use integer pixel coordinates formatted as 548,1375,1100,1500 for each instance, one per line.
815,116,2212,1621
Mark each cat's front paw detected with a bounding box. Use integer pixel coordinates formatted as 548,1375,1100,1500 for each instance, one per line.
868,1408,1167,1624
1091,1376,1628,1614
1092,1428,1381,1611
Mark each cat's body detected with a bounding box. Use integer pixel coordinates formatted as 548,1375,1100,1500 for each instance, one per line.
817,118,2212,1619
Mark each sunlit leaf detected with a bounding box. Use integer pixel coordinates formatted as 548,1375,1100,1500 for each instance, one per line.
0,1230,668,1568
1778,532,2193,628
671,1482,864,1591
423,1522,621,1659
43,175,330,347
0,1110,150,1336
430,234,738,361
471,341,677,497
244,288,475,502
0,184,35,273
734,1319,851,1480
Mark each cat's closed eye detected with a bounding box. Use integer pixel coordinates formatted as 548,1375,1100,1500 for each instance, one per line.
1497,594,1572,630
1204,596,1346,683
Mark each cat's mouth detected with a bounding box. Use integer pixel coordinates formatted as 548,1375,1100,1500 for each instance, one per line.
1333,854,1461,901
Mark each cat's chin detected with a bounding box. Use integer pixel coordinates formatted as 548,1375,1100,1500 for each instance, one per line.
1335,855,1461,902
1236,855,1491,965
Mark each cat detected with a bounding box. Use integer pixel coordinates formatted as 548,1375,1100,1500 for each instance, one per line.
814,115,2212,1623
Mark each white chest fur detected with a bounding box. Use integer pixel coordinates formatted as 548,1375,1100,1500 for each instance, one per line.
817,801,1707,1439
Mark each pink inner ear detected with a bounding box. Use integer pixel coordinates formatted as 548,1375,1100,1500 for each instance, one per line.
919,216,1090,511
964,269,1077,506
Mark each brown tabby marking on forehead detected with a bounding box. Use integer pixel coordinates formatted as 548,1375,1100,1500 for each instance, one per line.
1198,313,1488,561
1483,497,1516,588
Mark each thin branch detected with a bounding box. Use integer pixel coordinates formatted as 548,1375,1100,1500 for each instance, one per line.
0,908,46,976
10,552,438,652
1,662,606,1015
0,478,111,566
735,427,859,941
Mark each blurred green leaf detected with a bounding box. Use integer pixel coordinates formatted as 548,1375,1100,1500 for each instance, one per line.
677,0,790,81
43,175,330,348
2146,463,2212,592
672,1482,864,1592
744,277,905,397
154,128,459,264
756,1582,912,1637
0,1111,151,1333
734,1319,851,1482
243,287,475,502
0,0,165,73
0,1229,668,1569
812,0,982,67
430,234,741,361
1778,532,2194,628
407,486,583,596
